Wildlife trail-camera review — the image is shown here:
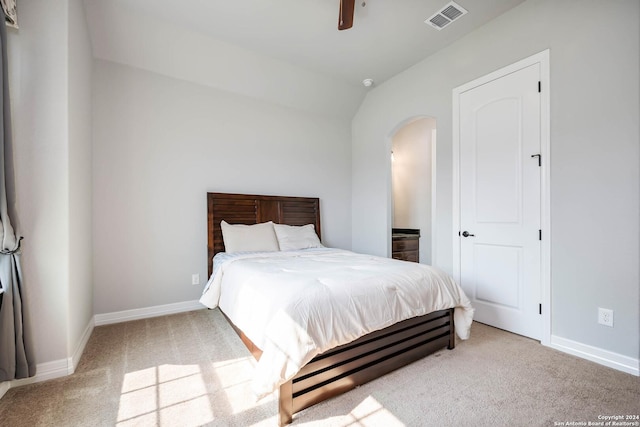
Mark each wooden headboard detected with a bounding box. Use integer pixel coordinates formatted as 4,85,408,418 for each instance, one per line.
207,192,321,276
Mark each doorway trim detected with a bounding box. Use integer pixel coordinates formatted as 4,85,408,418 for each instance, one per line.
452,50,551,346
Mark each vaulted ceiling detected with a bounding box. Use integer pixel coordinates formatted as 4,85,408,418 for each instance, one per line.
83,0,526,88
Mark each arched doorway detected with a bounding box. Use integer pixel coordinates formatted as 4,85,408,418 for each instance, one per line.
389,117,436,265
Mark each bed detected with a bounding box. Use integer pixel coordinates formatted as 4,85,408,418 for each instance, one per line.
201,192,473,425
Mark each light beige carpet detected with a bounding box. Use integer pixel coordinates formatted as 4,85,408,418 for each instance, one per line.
0,309,638,426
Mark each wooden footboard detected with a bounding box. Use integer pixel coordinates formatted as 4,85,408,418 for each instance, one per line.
223,307,455,426
278,308,455,425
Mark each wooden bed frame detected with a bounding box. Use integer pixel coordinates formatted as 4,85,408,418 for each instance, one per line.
207,192,455,425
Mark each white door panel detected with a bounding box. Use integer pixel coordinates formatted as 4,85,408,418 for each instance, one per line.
459,64,542,340
474,244,521,309
475,97,521,224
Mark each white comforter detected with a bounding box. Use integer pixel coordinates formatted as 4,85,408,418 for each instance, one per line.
199,248,474,399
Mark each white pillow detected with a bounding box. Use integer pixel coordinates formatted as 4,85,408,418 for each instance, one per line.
273,223,323,251
220,220,280,253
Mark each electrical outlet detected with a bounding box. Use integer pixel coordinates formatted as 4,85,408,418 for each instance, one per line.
598,307,613,327
191,274,200,286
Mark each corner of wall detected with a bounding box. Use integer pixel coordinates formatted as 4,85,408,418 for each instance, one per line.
0,381,9,400
69,316,95,373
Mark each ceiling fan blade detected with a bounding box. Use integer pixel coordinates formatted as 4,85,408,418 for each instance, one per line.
338,0,355,30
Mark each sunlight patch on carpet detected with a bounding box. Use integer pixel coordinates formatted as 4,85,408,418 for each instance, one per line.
211,356,254,388
212,356,277,414
346,395,404,426
116,364,213,426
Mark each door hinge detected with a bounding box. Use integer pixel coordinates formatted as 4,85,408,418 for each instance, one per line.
538,81,541,93
539,229,542,241
539,304,542,315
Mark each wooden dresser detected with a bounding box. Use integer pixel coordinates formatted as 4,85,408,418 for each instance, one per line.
392,228,420,263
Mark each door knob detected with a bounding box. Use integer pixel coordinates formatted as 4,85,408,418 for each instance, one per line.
461,231,475,237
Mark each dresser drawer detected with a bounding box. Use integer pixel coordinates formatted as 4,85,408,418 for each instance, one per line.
392,250,419,263
392,238,418,252
392,234,419,263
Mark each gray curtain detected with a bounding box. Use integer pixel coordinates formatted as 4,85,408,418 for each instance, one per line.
0,18,35,381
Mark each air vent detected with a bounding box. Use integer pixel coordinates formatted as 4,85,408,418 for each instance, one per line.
425,1,468,30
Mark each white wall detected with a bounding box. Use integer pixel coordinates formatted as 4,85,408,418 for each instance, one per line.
7,0,71,366
83,1,364,120
67,0,93,359
92,60,353,314
392,118,434,264
352,0,639,359
4,0,93,376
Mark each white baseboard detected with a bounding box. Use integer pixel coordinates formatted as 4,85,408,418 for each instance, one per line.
4,358,70,391
94,300,203,326
0,381,9,400
1,300,205,401
550,335,639,376
0,353,72,401
70,318,95,373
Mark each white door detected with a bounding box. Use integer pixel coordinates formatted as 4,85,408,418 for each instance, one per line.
458,63,542,340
